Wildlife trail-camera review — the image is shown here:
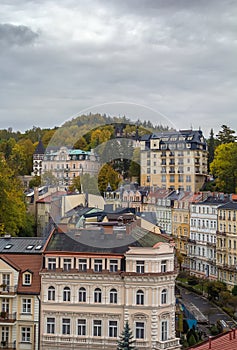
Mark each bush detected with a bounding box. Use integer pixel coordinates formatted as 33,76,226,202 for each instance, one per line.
232,285,237,296
210,325,220,336
188,334,196,346
187,275,199,286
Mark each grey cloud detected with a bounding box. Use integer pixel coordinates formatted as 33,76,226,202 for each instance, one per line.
0,23,39,47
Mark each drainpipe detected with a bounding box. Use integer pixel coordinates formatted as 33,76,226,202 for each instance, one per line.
37,295,41,350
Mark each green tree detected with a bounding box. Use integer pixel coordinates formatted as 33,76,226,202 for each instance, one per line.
29,176,41,189
117,320,135,350
210,142,237,193
98,164,120,193
232,285,237,296
206,280,227,301
0,158,27,235
216,124,236,144
69,176,81,192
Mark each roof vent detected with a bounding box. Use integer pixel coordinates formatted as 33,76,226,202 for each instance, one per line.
4,234,11,239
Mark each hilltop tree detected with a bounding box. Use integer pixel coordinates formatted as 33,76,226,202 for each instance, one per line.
117,320,136,350
216,124,236,144
207,128,215,170
210,142,237,193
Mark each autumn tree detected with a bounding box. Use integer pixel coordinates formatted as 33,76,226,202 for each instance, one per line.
0,158,27,235
69,176,81,192
210,142,237,193
98,164,120,193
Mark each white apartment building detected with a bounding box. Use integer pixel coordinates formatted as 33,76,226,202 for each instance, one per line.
40,226,180,350
189,196,228,279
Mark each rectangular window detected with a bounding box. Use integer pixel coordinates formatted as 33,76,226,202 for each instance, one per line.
48,258,56,270
47,317,55,334
161,320,168,341
22,299,31,314
94,259,102,272
109,320,118,337
93,320,102,336
136,260,145,273
63,258,72,271
78,259,87,272
77,319,86,336
161,260,167,273
136,322,145,339
23,273,31,285
1,298,9,313
21,327,31,342
109,259,118,272
2,274,10,291
62,318,70,335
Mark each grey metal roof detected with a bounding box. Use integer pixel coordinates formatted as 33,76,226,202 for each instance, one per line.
0,237,45,253
218,201,237,210
46,226,170,254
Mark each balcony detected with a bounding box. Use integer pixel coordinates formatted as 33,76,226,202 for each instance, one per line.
157,338,180,349
0,342,16,349
0,312,17,324
0,285,17,295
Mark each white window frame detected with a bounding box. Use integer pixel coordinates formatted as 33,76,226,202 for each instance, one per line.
48,286,55,301
46,317,55,334
62,318,71,335
108,320,118,338
23,273,31,286
77,319,86,336
22,299,31,314
93,320,102,337
21,327,31,343
135,321,145,339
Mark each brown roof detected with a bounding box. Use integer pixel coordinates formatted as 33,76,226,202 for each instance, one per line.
189,330,237,350
1,254,42,294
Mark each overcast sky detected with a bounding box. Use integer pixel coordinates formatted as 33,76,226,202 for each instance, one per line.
0,0,236,137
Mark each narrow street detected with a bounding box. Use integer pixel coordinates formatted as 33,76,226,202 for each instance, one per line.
177,285,237,336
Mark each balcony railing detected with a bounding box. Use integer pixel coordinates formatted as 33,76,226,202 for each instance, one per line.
0,312,17,323
0,285,17,295
0,341,16,349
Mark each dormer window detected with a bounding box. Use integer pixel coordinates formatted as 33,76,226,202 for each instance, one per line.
23,272,32,286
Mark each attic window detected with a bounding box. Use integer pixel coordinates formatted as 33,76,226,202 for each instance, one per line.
4,244,13,249
26,245,34,250
35,245,42,250
23,272,32,286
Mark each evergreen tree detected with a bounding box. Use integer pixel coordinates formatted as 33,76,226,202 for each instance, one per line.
207,128,215,171
117,320,136,350
216,124,236,144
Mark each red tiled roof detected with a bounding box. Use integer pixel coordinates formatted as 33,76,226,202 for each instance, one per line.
1,254,42,294
189,330,237,350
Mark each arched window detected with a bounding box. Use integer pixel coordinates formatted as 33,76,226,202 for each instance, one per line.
78,287,86,302
63,287,71,302
136,290,144,305
94,288,102,303
48,286,55,301
161,289,167,304
109,288,118,304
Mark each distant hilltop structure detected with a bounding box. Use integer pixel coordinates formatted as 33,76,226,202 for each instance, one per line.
41,147,100,186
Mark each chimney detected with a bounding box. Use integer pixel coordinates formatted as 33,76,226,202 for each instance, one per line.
233,329,236,339
208,336,212,349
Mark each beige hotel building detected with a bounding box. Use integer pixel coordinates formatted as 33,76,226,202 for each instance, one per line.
140,130,208,193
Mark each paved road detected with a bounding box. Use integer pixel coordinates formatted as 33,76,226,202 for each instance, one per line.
178,286,237,328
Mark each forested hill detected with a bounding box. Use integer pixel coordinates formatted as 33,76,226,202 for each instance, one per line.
50,113,170,147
